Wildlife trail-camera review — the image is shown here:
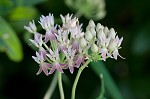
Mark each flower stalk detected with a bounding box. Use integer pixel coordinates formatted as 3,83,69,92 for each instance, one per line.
43,71,58,99
71,58,92,99
58,72,65,99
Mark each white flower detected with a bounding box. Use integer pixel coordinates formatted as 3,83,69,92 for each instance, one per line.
29,33,43,48
109,36,124,60
24,20,37,33
63,46,76,73
25,13,124,75
38,13,54,30
60,14,78,29
32,51,52,76
46,49,65,74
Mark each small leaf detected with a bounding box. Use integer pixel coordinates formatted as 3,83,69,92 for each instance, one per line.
0,17,23,62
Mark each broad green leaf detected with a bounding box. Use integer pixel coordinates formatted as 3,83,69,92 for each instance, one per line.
90,61,123,99
9,7,38,21
0,17,23,62
8,7,38,32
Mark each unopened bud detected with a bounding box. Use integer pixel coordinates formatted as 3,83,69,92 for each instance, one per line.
85,31,93,41
108,28,116,39
88,20,95,28
97,29,104,39
104,26,109,36
91,43,99,53
108,40,117,51
96,23,104,32
90,28,96,37
80,37,87,48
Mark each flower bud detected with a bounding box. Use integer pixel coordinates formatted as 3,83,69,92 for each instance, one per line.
108,40,117,52
88,20,95,28
80,37,87,48
108,28,116,39
96,23,104,32
90,28,96,37
103,26,109,37
91,43,99,53
85,31,93,41
97,29,104,39
24,20,37,33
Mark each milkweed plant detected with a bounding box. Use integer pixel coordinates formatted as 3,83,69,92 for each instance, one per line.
24,13,124,99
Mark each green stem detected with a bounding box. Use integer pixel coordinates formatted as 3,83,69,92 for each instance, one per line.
58,72,65,99
43,43,49,50
71,58,92,99
97,74,105,99
43,71,58,99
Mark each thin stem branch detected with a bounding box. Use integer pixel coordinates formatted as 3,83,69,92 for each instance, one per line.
97,74,105,99
43,71,58,99
71,58,92,99
58,72,65,99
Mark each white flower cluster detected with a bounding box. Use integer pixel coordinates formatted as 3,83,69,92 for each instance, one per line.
85,20,124,61
24,13,124,76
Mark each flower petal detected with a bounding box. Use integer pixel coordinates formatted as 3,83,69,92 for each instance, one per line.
69,66,74,74
42,66,49,76
56,66,63,73
49,67,56,74
113,48,118,60
36,67,42,75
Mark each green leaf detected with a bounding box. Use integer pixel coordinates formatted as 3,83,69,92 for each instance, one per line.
9,7,38,21
8,6,38,32
90,61,123,99
0,17,23,62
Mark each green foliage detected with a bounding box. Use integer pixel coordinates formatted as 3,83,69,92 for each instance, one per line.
9,7,38,20
0,17,23,62
0,0,13,16
8,7,39,32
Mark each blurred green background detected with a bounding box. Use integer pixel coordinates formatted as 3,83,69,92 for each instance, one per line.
0,0,150,99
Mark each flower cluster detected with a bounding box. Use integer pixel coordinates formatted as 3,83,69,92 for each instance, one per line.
65,0,106,20
24,13,123,76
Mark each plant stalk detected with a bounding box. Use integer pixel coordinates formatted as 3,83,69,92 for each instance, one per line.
71,58,92,99
58,72,65,99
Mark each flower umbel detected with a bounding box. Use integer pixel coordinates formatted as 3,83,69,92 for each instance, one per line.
25,13,124,75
